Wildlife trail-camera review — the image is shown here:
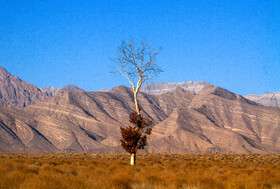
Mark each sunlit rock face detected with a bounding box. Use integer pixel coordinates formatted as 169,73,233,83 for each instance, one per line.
0,67,280,153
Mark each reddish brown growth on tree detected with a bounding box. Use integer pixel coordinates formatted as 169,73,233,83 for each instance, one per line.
120,112,153,154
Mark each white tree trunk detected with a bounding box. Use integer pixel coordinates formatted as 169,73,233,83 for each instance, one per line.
130,153,136,166
133,92,140,115
132,78,142,115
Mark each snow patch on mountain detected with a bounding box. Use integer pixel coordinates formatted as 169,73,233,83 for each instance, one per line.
246,92,280,107
143,81,210,95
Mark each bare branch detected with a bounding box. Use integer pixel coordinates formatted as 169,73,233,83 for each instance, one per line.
115,40,162,89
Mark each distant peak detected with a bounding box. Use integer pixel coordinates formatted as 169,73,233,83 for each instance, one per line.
143,81,211,95
62,85,85,92
111,85,131,93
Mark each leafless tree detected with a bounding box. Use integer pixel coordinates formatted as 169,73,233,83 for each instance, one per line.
115,40,162,165
117,40,162,115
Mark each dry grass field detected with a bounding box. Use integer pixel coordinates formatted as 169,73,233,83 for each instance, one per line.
0,153,280,189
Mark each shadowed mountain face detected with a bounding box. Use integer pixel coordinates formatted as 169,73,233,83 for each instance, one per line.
0,67,280,153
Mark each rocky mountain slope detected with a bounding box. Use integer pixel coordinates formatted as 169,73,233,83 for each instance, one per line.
0,67,55,107
0,67,280,153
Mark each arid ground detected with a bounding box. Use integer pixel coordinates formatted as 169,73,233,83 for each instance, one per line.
0,154,280,189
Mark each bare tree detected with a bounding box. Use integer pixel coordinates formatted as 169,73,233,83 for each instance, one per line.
117,40,162,115
115,40,162,165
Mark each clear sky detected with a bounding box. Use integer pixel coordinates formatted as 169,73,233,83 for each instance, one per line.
0,0,279,95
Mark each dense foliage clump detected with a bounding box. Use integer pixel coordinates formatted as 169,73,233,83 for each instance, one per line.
120,111,152,154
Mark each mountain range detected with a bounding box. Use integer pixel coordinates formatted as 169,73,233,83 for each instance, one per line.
0,66,280,153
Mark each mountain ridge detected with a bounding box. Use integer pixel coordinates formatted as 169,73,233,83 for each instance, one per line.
0,66,280,153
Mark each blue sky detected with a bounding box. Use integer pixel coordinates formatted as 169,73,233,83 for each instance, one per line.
0,0,279,94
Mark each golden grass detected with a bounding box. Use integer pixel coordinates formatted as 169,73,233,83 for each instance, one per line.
0,153,279,189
